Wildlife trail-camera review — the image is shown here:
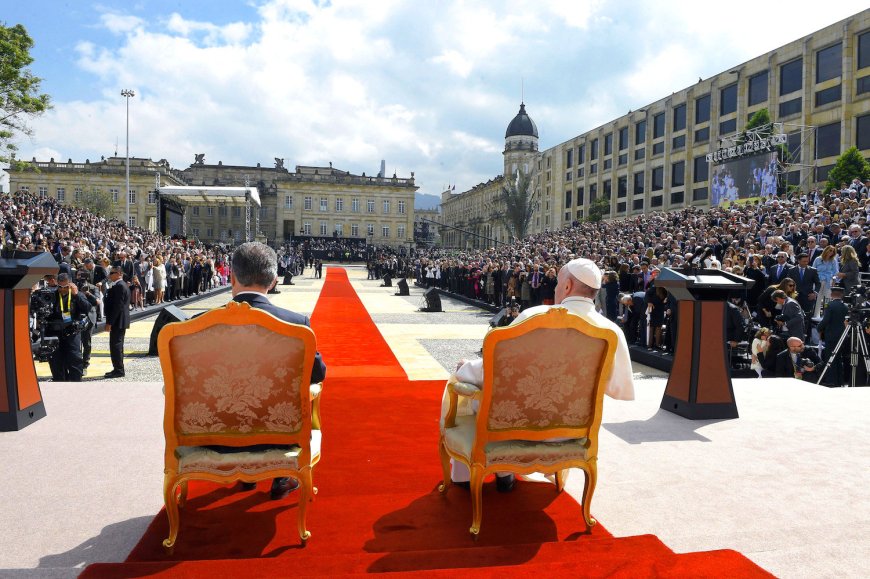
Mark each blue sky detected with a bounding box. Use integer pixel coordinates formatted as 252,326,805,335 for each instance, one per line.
3,1,868,199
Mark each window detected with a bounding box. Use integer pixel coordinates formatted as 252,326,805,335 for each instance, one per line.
652,142,664,155
351,223,359,237
816,164,834,182
110,187,119,203
634,171,644,194
566,149,573,168
618,153,628,166
336,223,344,236
577,167,584,177
219,205,227,216
816,43,842,83
128,189,136,205
352,198,360,212
589,184,597,201
367,223,374,235
590,163,597,175
632,199,644,211
304,196,312,210
719,118,737,135
74,187,82,202
397,225,405,239
861,30,870,70
634,148,645,160
673,103,686,132
565,189,572,208
695,94,711,124
815,121,840,159
320,198,328,211
128,215,136,227
320,222,328,236
303,222,311,235
18,185,28,192
56,187,65,202
787,131,802,160
38,186,48,198
650,196,663,208
815,84,841,107
670,191,685,205
148,191,157,204
591,138,599,160
232,206,241,218
603,179,612,199
398,200,405,214
603,159,612,170
382,199,390,214
207,227,214,238
285,195,293,209
604,133,613,156
779,97,802,117
671,161,685,187
566,171,573,181
694,155,709,183
672,135,686,149
193,206,200,216
577,186,584,206
693,187,709,201
207,206,214,216
720,84,737,115
780,58,802,95
858,114,870,150
335,197,344,211
382,226,390,238
858,76,870,95
367,199,375,213
695,126,710,142
619,126,629,150
653,112,665,138
748,70,769,105
635,120,646,145
193,228,200,237
618,176,627,198
578,143,585,163
651,167,664,191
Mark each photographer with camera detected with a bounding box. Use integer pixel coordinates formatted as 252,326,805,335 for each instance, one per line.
75,270,99,370
772,289,805,340
45,273,92,382
775,337,821,381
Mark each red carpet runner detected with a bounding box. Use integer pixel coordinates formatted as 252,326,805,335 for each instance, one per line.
81,268,771,577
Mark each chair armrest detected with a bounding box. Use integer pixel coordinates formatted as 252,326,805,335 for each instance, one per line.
443,378,481,429
450,380,482,399
310,382,323,430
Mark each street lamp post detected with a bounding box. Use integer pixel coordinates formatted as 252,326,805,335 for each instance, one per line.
121,89,135,226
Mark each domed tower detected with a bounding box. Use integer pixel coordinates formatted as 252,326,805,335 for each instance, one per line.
503,102,539,178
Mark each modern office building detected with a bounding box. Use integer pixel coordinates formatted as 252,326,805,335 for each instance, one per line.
440,9,870,249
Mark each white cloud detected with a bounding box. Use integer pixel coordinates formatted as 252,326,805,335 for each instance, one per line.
99,13,144,34
431,50,473,78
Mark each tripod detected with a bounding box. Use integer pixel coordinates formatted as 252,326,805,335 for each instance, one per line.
816,318,870,388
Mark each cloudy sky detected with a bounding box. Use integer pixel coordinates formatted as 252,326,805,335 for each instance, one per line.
3,1,868,200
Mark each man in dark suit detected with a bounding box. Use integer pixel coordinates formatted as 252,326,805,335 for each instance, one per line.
103,266,130,378
817,286,848,386
46,273,93,382
230,242,327,500
805,238,823,265
767,252,792,286
787,253,821,315
847,224,870,271
772,290,805,340
775,337,821,381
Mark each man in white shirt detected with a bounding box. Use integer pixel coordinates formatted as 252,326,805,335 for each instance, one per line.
443,258,635,489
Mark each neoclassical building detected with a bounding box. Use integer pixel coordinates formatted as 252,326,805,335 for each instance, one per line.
440,8,870,248
8,155,417,248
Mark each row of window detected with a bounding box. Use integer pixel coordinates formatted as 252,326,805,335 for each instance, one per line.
282,196,406,214
561,32,870,171
25,186,156,205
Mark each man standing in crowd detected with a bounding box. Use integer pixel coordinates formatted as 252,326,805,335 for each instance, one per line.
772,289,805,340
104,266,130,378
75,269,99,370
787,253,820,316
444,258,635,491
229,242,327,500
46,273,92,382
817,285,848,386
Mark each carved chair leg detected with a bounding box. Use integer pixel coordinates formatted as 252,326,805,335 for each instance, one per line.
297,469,313,544
469,465,485,539
555,468,569,493
178,480,188,508
581,462,598,529
437,438,452,493
162,472,181,553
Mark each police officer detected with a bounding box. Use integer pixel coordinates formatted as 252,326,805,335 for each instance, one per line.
75,269,99,370
46,273,91,382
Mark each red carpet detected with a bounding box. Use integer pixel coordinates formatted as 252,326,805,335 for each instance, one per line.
81,268,771,577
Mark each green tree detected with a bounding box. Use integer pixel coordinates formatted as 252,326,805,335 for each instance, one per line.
491,170,537,241
586,196,609,222
74,187,114,218
744,108,772,135
826,146,870,193
1,23,51,167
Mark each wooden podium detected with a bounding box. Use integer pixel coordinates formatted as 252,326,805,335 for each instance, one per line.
655,267,754,420
0,251,58,431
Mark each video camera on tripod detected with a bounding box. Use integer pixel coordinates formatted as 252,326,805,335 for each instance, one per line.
816,284,870,387
842,285,870,329
29,286,59,362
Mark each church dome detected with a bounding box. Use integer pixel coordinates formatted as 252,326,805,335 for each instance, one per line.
505,103,538,139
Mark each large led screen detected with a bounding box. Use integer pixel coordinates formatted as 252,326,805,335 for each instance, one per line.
710,150,779,207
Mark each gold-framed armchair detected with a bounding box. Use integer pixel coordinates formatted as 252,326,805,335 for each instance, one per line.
158,300,322,552
438,307,617,538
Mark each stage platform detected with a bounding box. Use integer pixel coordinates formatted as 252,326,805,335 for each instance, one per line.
1,266,868,577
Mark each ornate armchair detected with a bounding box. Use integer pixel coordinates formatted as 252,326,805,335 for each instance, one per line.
438,307,617,538
158,301,322,552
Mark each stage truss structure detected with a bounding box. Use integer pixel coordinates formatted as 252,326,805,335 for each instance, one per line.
155,177,262,242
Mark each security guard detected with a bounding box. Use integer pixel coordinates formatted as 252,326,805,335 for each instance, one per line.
46,273,92,382
75,269,99,370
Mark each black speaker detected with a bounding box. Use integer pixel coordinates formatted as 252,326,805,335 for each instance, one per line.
423,287,442,312
382,274,392,287
395,278,410,296
148,304,190,356
489,308,508,327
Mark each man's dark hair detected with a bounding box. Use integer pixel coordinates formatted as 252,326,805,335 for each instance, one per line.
771,289,787,301
232,242,278,287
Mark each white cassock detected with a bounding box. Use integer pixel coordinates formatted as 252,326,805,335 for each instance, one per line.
441,296,636,482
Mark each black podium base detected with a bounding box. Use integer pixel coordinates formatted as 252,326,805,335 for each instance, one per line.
0,400,47,431
660,394,739,420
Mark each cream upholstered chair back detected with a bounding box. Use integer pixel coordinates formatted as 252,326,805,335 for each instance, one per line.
486,327,607,431
161,301,317,449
